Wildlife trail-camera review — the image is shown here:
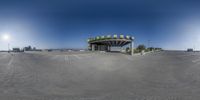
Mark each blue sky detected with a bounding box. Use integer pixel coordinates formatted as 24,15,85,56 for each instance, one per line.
0,0,200,50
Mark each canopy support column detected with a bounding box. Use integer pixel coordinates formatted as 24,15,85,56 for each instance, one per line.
131,37,134,56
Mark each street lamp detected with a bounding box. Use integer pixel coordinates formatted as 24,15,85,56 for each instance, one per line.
1,34,11,52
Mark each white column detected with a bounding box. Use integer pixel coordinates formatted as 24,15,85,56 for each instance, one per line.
107,46,110,51
129,43,132,55
92,44,95,51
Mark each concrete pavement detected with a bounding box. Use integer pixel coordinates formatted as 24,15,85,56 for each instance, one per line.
0,51,200,100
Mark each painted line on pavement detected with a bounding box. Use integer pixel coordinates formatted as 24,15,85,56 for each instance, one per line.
8,57,13,66
192,57,200,63
73,55,81,59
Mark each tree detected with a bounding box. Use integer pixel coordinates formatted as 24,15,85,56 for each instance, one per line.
137,44,146,52
147,47,155,51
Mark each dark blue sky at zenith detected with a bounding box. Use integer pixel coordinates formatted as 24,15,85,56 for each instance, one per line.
1,0,200,50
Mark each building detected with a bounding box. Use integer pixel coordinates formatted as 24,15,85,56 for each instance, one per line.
187,48,193,52
88,34,134,55
12,48,21,52
24,46,32,51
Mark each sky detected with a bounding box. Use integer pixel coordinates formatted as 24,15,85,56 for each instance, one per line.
0,0,200,50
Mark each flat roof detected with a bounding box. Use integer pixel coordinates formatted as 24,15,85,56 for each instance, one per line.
89,38,132,46
88,35,134,46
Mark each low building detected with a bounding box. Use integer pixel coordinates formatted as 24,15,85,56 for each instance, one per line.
24,46,32,51
12,48,21,52
187,48,193,52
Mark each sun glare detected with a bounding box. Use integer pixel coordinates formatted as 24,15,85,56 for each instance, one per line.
2,34,10,41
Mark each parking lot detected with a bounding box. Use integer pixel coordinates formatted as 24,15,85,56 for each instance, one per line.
0,51,200,100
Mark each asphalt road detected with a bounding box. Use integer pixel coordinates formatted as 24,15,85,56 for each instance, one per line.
0,51,200,100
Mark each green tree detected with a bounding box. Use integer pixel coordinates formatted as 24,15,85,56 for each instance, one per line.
137,44,146,52
147,47,155,51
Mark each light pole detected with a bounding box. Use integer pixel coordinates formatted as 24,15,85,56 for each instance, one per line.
2,34,11,53
8,43,10,53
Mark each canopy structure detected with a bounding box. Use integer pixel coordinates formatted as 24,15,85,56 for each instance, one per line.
88,35,134,55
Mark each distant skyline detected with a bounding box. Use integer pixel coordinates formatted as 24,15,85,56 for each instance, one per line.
1,0,200,50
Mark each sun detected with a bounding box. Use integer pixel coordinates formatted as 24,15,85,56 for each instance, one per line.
2,34,10,41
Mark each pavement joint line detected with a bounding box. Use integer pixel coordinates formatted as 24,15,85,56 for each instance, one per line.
73,55,81,59
51,55,59,60
64,55,68,61
64,55,71,64
8,56,13,66
83,54,92,57
77,54,86,57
